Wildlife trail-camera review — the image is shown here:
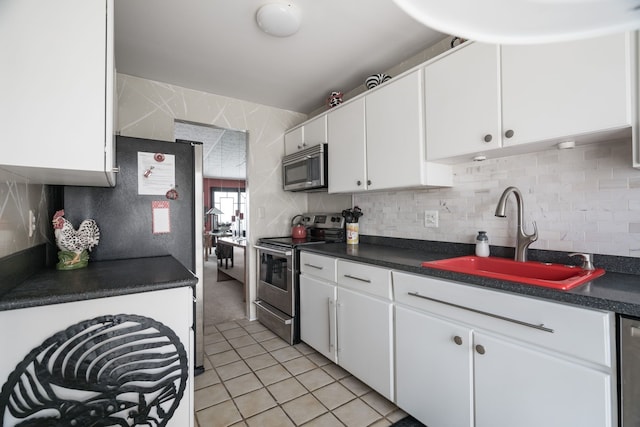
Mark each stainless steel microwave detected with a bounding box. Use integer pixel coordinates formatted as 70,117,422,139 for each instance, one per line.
282,143,328,192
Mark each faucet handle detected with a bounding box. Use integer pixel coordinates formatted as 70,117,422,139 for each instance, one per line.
569,253,595,271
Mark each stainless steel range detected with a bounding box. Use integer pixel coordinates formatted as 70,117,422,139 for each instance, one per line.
254,213,345,344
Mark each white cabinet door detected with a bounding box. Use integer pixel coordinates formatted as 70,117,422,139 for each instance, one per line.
396,306,473,427
327,98,367,193
299,274,337,363
304,115,327,146
0,0,115,186
366,70,426,190
337,287,394,400
425,43,501,161
474,332,613,427
284,115,328,155
502,32,631,148
284,126,304,155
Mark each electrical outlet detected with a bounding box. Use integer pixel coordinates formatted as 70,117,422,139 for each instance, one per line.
28,209,36,237
424,210,438,228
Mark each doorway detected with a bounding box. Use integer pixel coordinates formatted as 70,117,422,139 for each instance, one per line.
174,120,248,326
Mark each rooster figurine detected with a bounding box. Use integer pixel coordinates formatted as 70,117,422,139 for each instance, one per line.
52,210,100,270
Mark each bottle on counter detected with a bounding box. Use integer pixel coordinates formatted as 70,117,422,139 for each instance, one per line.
475,231,490,257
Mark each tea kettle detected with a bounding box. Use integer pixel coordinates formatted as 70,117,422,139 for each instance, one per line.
291,215,307,239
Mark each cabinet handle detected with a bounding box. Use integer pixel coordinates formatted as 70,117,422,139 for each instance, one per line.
336,301,342,353
303,142,307,147
483,134,492,143
505,129,515,138
304,263,323,270
407,292,554,333
475,344,486,355
453,336,463,345
343,274,371,283
297,144,302,149
357,180,362,186
367,180,372,186
328,298,335,351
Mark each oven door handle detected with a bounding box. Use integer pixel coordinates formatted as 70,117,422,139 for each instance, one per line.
254,244,292,257
254,301,293,324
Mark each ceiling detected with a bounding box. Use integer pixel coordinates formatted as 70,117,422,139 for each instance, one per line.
114,0,445,114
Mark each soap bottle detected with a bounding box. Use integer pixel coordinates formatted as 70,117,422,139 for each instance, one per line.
475,231,490,257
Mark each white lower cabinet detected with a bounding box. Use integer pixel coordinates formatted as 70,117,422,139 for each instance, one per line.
0,287,194,426
299,252,394,400
336,286,394,401
396,306,473,427
394,271,616,427
473,332,612,427
299,274,338,363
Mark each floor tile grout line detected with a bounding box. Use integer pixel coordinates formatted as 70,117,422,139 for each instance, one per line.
211,321,323,426
200,319,404,426
254,325,392,426
210,320,350,426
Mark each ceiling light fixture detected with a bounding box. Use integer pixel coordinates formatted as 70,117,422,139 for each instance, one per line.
391,0,640,44
256,3,301,37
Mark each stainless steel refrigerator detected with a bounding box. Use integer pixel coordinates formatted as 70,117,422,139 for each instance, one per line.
63,135,205,372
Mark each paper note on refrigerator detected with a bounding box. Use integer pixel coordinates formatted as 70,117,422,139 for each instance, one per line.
138,152,176,195
152,201,171,234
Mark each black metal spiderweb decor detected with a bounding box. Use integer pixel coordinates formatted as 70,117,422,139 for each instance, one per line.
0,314,188,427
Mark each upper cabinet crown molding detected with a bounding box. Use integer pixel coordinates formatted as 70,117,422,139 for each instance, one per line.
0,0,116,187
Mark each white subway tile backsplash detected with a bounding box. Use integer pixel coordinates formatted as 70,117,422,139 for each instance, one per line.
599,179,629,190
597,221,628,233
355,139,640,257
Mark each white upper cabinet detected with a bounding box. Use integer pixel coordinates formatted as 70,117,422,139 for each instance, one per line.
501,32,631,148
328,70,452,193
284,126,304,155
327,98,367,193
0,0,116,186
425,32,633,163
425,43,502,160
366,70,446,191
284,115,327,155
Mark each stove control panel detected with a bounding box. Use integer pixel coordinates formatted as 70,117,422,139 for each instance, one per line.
301,213,345,230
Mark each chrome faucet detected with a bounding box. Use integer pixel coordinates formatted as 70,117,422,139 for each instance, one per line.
494,186,538,262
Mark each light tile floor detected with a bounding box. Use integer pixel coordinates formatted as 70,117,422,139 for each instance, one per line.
195,319,407,427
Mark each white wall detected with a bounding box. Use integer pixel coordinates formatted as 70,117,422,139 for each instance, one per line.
117,73,332,318
117,73,337,236
355,139,640,257
0,170,51,259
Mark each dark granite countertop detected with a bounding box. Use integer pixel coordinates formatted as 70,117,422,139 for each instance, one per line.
301,237,640,317
0,255,197,311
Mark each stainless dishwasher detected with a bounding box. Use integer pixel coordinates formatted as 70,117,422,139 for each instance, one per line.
620,315,640,426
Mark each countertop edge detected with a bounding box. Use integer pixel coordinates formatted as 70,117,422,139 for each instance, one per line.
300,242,640,317
0,255,198,312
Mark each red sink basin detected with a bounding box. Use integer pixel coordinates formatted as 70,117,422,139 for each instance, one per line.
421,256,605,290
